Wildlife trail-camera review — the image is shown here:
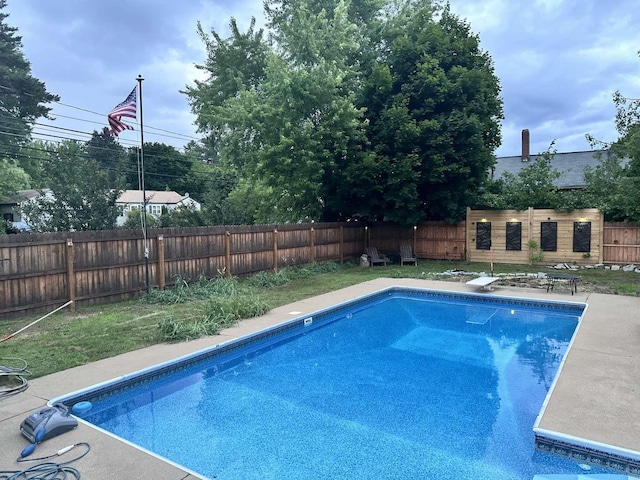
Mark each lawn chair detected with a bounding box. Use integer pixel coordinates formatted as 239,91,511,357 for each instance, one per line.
365,247,390,267
400,245,417,266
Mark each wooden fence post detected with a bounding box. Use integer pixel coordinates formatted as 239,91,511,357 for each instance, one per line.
66,238,76,312
527,206,534,265
598,210,604,264
339,226,344,264
157,235,165,291
413,225,417,257
225,231,231,277
310,227,316,263
273,229,279,273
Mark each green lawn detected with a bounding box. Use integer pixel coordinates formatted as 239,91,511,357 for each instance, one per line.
1,260,638,379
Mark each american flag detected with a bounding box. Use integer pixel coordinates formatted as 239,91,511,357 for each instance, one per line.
107,86,137,136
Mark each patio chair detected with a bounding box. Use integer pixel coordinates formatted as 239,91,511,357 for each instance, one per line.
365,247,390,267
400,245,417,266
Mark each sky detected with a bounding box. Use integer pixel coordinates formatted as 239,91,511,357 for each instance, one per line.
5,0,640,157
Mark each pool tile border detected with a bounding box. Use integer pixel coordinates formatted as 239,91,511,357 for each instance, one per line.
534,435,640,476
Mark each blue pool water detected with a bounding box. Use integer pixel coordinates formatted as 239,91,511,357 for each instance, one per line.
59,288,615,479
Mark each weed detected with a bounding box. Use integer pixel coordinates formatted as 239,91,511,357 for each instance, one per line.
528,240,544,263
612,283,639,295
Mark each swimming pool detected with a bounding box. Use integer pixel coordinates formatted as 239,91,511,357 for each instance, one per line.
55,287,620,479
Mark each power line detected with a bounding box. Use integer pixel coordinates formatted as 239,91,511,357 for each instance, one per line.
0,112,212,163
0,133,231,185
0,83,201,143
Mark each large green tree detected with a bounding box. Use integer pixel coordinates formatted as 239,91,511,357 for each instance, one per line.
21,140,121,231
187,0,503,225
357,2,503,223
188,2,369,222
0,0,58,154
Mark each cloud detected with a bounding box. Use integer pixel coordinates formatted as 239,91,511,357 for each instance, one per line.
450,0,640,155
4,0,640,158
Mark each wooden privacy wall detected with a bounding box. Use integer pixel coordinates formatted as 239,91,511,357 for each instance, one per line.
466,208,604,265
0,223,363,320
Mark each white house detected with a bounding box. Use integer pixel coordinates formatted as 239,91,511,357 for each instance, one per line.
0,189,53,229
116,190,201,226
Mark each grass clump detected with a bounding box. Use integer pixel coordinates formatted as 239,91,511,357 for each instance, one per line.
155,263,346,341
245,270,292,288
611,283,640,295
145,275,241,304
159,293,270,342
245,262,346,288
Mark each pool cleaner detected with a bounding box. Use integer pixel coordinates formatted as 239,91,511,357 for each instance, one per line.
19,403,78,457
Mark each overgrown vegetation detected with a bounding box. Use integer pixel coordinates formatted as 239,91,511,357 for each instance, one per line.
153,262,349,341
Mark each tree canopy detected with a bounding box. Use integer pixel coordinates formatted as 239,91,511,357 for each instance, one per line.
21,140,121,231
0,0,58,155
186,0,503,226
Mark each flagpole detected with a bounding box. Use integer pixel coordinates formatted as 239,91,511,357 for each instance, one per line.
137,74,150,294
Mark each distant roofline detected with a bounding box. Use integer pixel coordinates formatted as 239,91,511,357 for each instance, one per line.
496,148,611,159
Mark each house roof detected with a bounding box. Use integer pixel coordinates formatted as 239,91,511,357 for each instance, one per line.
116,190,193,205
492,149,616,189
1,189,51,205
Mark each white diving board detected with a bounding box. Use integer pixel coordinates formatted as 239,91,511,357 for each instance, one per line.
466,276,500,291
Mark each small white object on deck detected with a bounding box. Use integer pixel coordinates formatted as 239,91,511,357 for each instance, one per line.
466,276,500,291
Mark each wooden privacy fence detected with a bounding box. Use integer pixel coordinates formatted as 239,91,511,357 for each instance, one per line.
603,222,640,264
365,222,466,260
3,216,640,320
0,223,364,320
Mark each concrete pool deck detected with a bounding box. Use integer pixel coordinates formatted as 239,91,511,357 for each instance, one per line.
0,278,639,478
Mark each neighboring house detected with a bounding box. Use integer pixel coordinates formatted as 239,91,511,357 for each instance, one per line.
0,189,52,225
492,129,624,190
116,190,201,226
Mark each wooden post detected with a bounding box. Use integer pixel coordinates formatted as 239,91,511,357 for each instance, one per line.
225,231,231,277
339,225,344,264
528,206,534,266
413,225,417,258
273,229,279,273
157,235,165,291
598,209,604,264
310,227,316,263
465,207,471,263
66,238,76,312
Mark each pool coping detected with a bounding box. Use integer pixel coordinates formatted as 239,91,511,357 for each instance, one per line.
2,278,640,479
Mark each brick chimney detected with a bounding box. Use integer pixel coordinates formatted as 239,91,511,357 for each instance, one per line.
521,129,530,162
